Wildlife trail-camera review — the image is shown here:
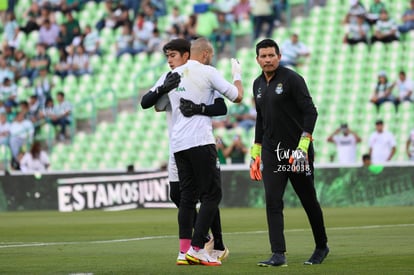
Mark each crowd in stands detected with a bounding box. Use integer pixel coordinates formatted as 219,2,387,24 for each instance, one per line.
370,70,413,113
342,0,414,45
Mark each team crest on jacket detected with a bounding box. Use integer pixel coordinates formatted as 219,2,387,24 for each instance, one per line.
275,83,283,94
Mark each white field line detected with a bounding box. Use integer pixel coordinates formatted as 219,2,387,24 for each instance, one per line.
1,223,413,249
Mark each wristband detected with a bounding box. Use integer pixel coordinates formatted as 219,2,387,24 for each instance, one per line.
233,73,242,82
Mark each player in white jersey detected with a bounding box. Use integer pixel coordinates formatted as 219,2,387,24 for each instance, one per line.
140,38,231,265
368,119,396,163
327,123,361,164
406,129,414,161
167,37,243,266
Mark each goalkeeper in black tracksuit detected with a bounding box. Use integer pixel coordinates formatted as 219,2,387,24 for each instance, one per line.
250,39,329,267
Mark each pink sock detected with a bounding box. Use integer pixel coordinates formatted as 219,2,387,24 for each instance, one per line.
179,239,191,253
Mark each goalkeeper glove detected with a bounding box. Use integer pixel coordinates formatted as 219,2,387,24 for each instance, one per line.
231,58,242,82
289,133,312,173
157,72,181,94
179,98,206,117
250,143,262,181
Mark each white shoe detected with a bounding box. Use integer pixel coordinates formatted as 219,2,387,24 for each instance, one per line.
204,234,214,254
176,252,189,265
186,247,222,266
210,247,230,261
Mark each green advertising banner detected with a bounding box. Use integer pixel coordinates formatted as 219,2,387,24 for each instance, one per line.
0,166,413,211
220,166,414,208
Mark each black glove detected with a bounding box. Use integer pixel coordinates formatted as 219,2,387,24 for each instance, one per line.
180,98,206,117
157,72,181,94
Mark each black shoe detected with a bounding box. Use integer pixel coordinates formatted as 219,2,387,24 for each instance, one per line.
257,253,287,267
304,247,329,265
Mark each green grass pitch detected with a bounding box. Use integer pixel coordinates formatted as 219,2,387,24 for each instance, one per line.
0,207,414,274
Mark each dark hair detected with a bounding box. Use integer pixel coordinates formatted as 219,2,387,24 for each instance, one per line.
57,91,65,97
255,39,280,56
362,154,371,162
163,38,191,56
30,141,42,159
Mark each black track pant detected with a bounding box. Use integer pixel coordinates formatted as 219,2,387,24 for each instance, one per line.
174,144,222,248
170,181,223,243
261,147,328,253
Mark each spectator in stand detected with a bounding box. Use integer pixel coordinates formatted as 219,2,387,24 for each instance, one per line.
391,70,413,104
232,0,251,24
10,50,29,81
371,9,399,44
226,99,256,131
398,0,414,34
2,12,19,48
223,134,248,164
62,11,81,45
34,66,53,107
19,100,30,119
19,140,50,172
4,100,16,122
0,77,18,107
39,5,57,25
116,23,136,58
327,123,362,164
46,91,72,141
38,19,60,48
366,0,386,25
167,6,187,36
368,119,396,163
406,127,414,160
82,25,101,56
343,0,366,24
132,12,155,52
213,12,233,54
225,101,250,129
0,56,15,83
370,71,398,113
0,112,10,146
113,3,132,29
54,48,70,79
251,0,274,39
96,0,117,31
273,0,288,26
20,2,41,34
9,111,34,166
27,43,51,84
280,33,310,67
56,24,73,50
146,27,162,54
1,45,14,66
343,14,370,45
183,14,198,41
28,95,42,135
68,44,92,76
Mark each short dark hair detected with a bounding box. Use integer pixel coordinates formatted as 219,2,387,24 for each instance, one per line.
163,38,191,56
362,154,371,162
256,39,280,56
57,91,65,97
